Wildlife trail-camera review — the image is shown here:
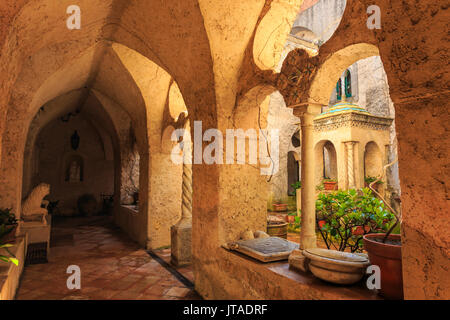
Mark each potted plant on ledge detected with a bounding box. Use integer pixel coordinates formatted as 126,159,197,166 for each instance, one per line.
315,189,394,253
323,178,338,191
363,160,403,300
272,199,288,212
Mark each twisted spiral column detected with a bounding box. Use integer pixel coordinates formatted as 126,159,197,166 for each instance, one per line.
171,133,193,266
180,158,193,222
346,142,356,189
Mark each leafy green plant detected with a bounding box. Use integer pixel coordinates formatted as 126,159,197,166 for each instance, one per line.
287,211,301,233
365,176,383,185
316,183,324,191
315,188,394,253
290,181,301,192
0,208,17,241
0,243,18,266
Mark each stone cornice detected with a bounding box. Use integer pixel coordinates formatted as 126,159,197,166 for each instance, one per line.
313,111,393,132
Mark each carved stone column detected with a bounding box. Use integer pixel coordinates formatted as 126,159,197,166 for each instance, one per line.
294,103,322,249
345,141,356,189
171,135,193,267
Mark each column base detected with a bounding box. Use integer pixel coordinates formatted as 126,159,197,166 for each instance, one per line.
300,235,317,250
170,219,192,267
289,249,310,273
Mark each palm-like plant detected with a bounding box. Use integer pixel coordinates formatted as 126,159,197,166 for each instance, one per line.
0,243,18,266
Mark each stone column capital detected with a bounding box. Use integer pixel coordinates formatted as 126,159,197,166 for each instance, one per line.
292,103,323,118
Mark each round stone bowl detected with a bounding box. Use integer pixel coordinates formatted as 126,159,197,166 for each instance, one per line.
303,248,370,285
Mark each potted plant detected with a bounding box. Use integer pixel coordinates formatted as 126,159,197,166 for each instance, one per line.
272,199,288,212
0,208,18,243
287,214,301,234
352,225,371,236
363,162,403,299
323,178,338,191
286,211,296,224
316,189,394,253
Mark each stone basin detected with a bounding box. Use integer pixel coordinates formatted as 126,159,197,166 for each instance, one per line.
303,248,370,285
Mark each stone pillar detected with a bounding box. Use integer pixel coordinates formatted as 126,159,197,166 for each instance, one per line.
294,104,322,249
171,138,193,267
345,141,356,189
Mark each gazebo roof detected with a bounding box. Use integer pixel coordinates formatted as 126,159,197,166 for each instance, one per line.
313,100,394,132
315,101,369,119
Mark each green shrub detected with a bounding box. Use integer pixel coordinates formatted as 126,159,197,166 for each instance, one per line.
315,188,394,253
365,176,383,185
0,208,17,241
289,181,302,196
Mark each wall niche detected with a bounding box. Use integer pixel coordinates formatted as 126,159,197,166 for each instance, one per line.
65,154,84,183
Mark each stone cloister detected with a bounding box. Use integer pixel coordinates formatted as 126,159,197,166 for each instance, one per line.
0,0,448,300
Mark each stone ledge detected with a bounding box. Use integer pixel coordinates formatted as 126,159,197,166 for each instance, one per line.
0,235,27,300
121,205,139,214
195,248,381,300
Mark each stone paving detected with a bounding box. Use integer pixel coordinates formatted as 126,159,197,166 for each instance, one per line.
15,216,200,300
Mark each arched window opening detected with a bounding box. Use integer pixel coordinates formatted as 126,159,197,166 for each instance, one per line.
287,151,300,195
323,142,337,180
364,142,382,179
291,130,301,148
336,78,342,101
65,155,84,183
345,69,352,98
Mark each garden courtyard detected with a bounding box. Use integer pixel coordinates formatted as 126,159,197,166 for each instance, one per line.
0,0,448,301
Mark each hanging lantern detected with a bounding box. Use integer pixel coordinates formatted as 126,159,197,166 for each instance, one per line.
71,130,80,150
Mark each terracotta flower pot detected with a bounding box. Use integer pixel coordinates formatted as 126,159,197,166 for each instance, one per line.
286,215,295,223
318,220,326,229
267,221,288,239
363,233,403,300
323,181,337,191
273,203,288,212
352,225,370,235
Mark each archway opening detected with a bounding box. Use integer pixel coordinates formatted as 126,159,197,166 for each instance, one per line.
364,141,382,180
22,92,119,219
323,141,338,181
313,140,338,188
287,151,300,196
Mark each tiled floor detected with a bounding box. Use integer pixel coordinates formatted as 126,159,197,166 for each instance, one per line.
15,216,200,300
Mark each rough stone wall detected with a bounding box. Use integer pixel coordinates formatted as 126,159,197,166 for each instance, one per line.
120,128,140,205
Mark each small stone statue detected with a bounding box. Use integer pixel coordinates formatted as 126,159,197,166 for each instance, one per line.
21,183,50,225
69,160,81,182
